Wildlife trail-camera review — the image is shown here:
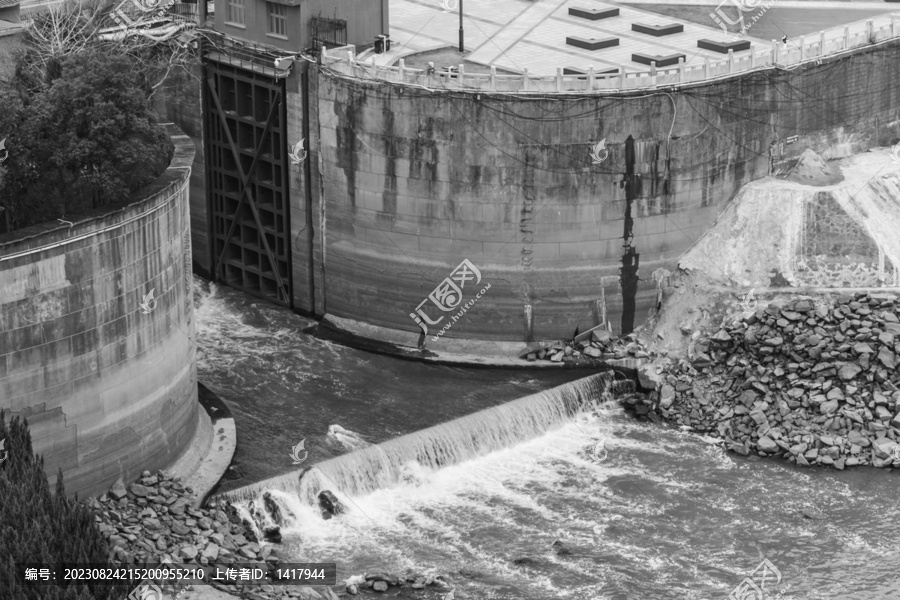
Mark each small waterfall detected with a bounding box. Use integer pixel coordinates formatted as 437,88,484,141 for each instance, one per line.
232,503,263,540
216,372,633,510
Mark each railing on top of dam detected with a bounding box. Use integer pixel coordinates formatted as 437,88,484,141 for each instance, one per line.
320,13,900,93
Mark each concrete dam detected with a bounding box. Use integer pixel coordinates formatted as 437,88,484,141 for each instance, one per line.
0,126,199,497
281,20,900,354
151,4,900,358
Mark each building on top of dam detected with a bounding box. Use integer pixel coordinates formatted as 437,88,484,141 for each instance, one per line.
155,0,900,360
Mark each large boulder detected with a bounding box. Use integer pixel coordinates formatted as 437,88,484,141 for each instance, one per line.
109,478,128,500
637,361,666,390
819,399,839,415
318,490,345,519
757,436,778,453
847,430,871,448
659,384,676,409
872,438,899,460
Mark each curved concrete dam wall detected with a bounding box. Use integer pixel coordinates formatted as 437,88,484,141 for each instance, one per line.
0,124,198,497
304,40,900,347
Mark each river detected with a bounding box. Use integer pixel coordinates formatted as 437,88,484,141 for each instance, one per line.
194,277,900,600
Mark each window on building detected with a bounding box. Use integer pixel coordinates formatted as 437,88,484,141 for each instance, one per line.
267,2,287,37
227,0,244,24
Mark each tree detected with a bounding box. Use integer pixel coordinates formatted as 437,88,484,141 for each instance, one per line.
14,0,199,99
0,86,28,232
0,49,174,229
0,410,134,600
13,0,104,95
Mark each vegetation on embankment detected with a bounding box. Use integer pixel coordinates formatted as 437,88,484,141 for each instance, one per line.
0,410,132,600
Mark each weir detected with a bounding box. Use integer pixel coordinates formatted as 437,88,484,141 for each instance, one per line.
215,371,634,509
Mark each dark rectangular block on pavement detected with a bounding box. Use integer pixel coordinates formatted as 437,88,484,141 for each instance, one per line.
632,23,684,36
568,7,620,20
566,36,620,51
563,66,619,76
632,52,685,67
697,39,752,53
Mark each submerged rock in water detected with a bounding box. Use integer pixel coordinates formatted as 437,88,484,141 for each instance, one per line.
263,491,294,525
551,538,596,558
318,490,344,519
263,525,282,543
326,424,370,450
241,303,269,327
551,539,571,556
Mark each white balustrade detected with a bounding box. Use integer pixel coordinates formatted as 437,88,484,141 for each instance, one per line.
319,14,899,93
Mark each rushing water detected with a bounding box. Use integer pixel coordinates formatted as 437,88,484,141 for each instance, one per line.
192,278,589,493
195,277,900,599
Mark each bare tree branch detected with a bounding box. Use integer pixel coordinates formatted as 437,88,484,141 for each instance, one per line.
20,0,200,96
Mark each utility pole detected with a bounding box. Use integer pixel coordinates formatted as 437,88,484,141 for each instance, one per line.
458,0,464,52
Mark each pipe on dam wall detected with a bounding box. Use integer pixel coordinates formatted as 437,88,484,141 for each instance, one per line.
0,124,199,498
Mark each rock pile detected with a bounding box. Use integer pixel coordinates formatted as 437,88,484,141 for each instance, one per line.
520,324,651,367
649,292,900,468
343,572,451,595
89,470,340,600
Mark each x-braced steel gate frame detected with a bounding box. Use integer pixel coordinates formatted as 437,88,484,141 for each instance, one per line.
204,58,292,306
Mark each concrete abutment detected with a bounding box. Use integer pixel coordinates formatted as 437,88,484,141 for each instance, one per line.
0,125,200,498
156,37,900,356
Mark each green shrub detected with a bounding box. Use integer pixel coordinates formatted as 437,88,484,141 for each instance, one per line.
0,410,134,599
0,48,174,233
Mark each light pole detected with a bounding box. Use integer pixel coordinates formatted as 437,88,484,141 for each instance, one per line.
458,0,464,53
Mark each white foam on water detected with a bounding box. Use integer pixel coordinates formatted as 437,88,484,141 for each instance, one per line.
193,278,329,386
216,368,900,597
327,424,371,451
